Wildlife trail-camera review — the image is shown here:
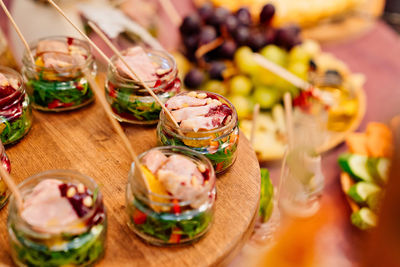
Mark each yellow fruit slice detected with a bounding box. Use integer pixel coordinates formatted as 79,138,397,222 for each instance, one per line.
141,166,170,212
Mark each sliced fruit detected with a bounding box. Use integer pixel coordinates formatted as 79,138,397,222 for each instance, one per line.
338,154,374,182
347,182,381,204
141,165,169,212
351,207,377,230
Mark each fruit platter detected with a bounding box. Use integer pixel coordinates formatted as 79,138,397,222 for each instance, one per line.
175,3,366,161
339,122,393,230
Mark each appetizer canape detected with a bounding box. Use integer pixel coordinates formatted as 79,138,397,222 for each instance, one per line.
8,170,107,266
157,91,238,173
126,146,216,246
105,46,181,124
0,140,11,209
22,36,96,111
0,66,32,145
339,122,393,230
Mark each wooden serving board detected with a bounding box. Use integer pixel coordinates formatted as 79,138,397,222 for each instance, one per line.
0,99,261,266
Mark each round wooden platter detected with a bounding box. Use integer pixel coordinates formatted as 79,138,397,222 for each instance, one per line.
0,99,261,266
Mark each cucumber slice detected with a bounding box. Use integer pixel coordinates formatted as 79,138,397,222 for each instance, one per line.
351,207,377,230
376,158,390,184
338,154,374,182
366,191,382,212
347,182,381,204
259,168,274,222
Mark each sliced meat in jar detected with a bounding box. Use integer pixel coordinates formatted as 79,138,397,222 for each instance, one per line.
157,155,204,200
171,102,219,122
141,149,168,174
165,95,207,110
36,40,69,55
180,113,226,132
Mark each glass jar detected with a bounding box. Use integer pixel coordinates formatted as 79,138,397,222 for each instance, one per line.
0,140,11,209
126,146,216,246
8,170,107,266
157,91,239,173
0,66,32,145
105,49,181,124
22,36,96,112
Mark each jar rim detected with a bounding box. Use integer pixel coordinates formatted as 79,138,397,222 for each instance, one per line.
108,48,177,88
129,146,216,206
9,169,102,236
0,66,25,95
160,91,238,136
22,36,93,73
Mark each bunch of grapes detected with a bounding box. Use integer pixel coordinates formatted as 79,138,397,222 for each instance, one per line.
179,3,311,118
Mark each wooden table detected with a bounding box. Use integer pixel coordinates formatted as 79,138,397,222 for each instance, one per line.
0,101,261,266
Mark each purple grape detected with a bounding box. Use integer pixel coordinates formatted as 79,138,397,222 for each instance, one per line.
233,25,250,46
209,62,226,80
197,3,214,22
199,26,217,45
218,40,237,59
182,34,199,52
222,15,239,35
180,14,202,35
184,69,205,89
236,7,252,26
248,30,267,51
207,7,229,27
275,25,301,50
260,4,275,24
264,27,277,44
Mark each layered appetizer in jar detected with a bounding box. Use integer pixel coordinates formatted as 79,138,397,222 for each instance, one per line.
105,46,181,124
0,66,32,145
8,170,107,266
126,146,216,246
0,140,11,209
22,36,96,111
157,91,239,173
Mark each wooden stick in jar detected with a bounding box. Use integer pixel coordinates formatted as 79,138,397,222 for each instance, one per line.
283,92,294,150
0,0,35,65
87,21,181,129
0,165,23,211
83,72,149,190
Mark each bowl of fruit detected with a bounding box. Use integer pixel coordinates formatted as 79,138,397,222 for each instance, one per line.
175,3,366,161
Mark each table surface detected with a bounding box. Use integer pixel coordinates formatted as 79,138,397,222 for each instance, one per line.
0,100,261,266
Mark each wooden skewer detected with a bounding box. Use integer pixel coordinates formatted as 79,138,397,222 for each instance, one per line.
276,147,288,204
83,72,149,192
0,165,23,211
283,92,294,150
158,0,182,27
0,0,35,65
87,21,181,129
253,53,310,90
250,103,260,147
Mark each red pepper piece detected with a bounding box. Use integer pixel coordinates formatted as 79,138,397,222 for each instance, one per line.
133,209,147,225
169,227,181,244
67,37,74,46
48,99,74,109
172,199,180,215
216,162,224,172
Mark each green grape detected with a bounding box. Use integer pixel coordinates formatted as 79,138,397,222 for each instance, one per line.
288,46,311,65
253,86,280,109
234,46,259,75
288,62,308,80
259,45,288,67
228,95,253,119
203,80,228,95
229,75,253,96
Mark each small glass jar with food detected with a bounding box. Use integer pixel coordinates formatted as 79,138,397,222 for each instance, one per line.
126,146,216,246
8,170,107,266
105,46,181,124
157,91,239,173
0,66,32,145
22,36,96,111
0,140,11,209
